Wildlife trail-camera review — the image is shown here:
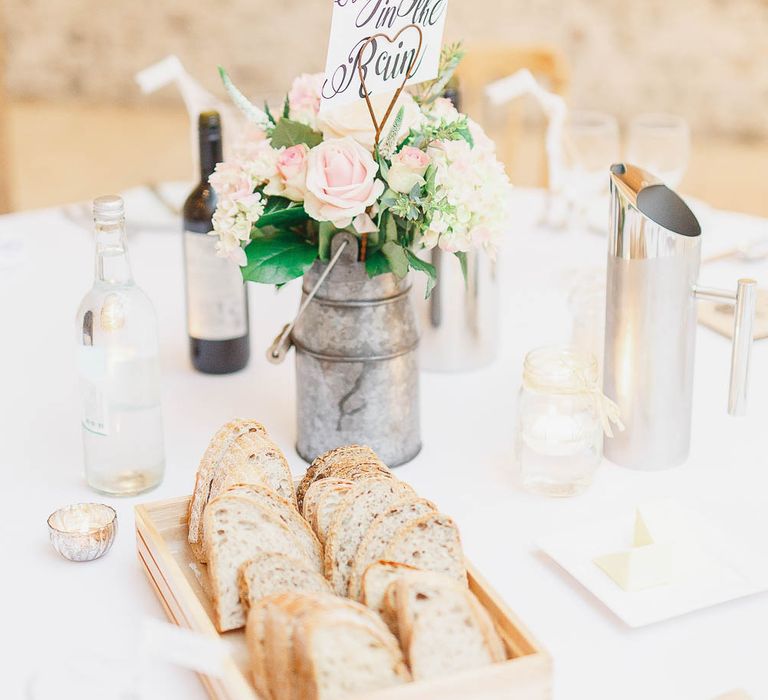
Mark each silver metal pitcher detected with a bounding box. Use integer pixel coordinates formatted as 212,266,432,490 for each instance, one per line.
267,233,421,467
603,163,757,470
413,248,499,372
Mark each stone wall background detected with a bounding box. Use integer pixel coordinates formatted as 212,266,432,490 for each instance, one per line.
3,0,768,138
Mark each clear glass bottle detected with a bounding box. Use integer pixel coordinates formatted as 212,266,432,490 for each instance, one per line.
75,195,165,495
515,347,603,497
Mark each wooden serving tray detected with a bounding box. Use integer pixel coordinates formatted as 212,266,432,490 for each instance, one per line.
135,496,552,699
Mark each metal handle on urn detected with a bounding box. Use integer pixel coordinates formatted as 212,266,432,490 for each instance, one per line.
693,278,757,416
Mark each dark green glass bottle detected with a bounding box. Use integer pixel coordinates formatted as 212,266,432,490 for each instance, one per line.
182,111,250,374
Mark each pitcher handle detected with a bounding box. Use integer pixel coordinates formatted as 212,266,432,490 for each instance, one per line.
266,236,352,364
694,278,757,416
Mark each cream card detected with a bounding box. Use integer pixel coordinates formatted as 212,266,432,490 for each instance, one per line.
320,0,449,111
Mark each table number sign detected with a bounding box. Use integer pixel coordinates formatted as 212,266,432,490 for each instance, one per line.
320,0,449,111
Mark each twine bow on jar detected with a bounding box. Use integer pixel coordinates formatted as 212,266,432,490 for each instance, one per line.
521,347,625,439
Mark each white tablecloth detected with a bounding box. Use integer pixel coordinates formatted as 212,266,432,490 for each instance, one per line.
3,188,767,699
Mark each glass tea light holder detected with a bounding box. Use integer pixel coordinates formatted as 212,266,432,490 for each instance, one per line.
47,503,117,561
515,347,624,497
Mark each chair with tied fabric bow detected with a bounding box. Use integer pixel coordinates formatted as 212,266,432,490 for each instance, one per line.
456,43,570,188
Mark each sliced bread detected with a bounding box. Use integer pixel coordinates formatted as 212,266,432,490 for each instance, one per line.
324,478,415,595
382,512,467,585
301,477,352,543
188,420,265,558
348,497,436,599
312,479,356,546
293,601,410,700
296,445,384,511
238,553,331,615
204,493,317,632
221,483,322,572
224,430,295,506
387,570,505,680
248,592,408,700
359,560,422,635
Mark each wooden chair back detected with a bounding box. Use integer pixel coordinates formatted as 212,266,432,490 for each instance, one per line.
0,28,11,213
456,44,569,187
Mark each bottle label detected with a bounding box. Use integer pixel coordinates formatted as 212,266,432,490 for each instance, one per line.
184,232,248,341
78,346,109,435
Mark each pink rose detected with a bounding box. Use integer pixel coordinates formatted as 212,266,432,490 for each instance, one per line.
288,73,324,127
265,144,309,201
304,137,385,227
387,146,431,193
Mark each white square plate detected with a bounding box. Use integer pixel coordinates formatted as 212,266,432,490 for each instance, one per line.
537,505,768,627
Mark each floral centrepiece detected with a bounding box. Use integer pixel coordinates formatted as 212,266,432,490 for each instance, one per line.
209,46,513,294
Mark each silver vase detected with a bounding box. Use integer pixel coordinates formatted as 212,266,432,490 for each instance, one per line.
413,247,500,372
291,236,421,467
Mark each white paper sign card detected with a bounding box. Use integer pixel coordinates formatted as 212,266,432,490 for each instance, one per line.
321,0,449,111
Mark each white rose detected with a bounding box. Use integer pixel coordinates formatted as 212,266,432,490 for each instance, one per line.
387,146,431,194
318,92,423,151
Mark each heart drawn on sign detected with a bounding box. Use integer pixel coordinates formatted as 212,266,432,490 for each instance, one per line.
356,23,424,145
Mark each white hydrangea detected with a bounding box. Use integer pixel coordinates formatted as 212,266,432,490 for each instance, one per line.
421,123,512,256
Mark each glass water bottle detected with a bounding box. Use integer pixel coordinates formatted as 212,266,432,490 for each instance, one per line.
75,195,165,495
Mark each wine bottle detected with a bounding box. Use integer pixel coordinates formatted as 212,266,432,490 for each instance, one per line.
182,111,250,374
443,74,461,111
76,195,165,495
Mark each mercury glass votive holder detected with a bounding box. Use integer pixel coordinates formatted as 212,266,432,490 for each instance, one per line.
47,503,117,561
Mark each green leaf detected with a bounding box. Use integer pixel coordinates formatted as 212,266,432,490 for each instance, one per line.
377,154,390,180
424,164,437,194
379,189,398,208
455,251,469,288
405,249,438,298
381,241,409,279
261,195,291,215
270,118,323,149
255,202,308,229
385,213,398,242
282,94,290,119
264,101,276,126
457,124,474,148
242,230,318,285
365,250,391,278
318,222,335,261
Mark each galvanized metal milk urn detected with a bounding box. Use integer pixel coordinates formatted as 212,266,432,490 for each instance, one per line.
603,163,757,470
413,248,500,372
268,233,421,466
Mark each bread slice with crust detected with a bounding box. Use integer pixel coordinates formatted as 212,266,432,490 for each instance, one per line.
348,497,435,599
238,553,331,615
293,599,410,699
188,420,265,560
217,430,295,506
324,478,415,595
247,592,408,700
302,477,352,543
387,570,505,680
359,560,422,636
221,483,322,573
189,423,296,563
245,597,274,700
204,493,318,632
382,512,467,586
296,445,385,511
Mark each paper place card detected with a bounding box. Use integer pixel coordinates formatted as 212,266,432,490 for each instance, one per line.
321,0,449,111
